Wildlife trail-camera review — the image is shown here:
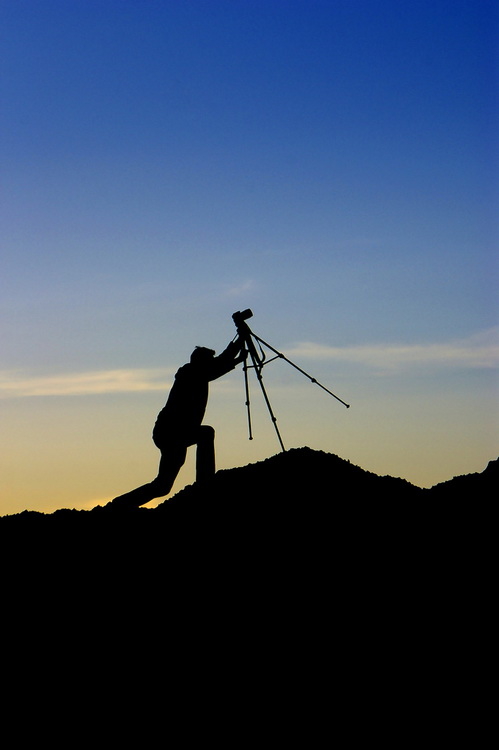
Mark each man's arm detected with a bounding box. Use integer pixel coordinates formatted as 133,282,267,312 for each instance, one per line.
209,336,246,380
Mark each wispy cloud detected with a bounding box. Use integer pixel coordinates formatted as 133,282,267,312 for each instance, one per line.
222,279,256,297
0,368,174,398
284,327,499,374
2,328,497,398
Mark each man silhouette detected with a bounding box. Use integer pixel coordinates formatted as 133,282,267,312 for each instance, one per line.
108,336,246,509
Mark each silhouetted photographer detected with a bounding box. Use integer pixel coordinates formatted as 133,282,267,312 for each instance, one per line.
108,335,246,510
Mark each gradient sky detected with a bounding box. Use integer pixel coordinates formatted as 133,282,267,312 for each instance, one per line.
1,0,498,514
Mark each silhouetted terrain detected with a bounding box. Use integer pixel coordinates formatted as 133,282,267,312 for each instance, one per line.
2,445,493,717
1,448,495,542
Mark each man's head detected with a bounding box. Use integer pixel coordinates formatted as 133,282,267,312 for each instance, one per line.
190,346,215,365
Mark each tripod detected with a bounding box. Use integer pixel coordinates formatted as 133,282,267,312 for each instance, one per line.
232,310,350,452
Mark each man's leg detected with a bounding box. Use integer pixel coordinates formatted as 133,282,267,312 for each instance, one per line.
151,443,188,497
108,482,159,510
196,425,215,483
109,443,187,510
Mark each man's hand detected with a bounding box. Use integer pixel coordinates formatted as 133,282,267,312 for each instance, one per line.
235,347,248,365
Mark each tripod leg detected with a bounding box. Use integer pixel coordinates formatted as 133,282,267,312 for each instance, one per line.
252,332,350,408
243,360,254,440
236,322,286,452
249,350,286,453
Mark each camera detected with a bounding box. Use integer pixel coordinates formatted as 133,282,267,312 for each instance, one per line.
232,309,253,327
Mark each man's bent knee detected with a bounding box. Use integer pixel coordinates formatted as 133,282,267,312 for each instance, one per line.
199,425,215,441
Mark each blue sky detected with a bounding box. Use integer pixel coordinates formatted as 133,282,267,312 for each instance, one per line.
1,0,498,513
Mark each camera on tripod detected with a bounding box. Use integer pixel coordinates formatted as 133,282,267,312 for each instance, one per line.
232,309,253,328
230,309,350,453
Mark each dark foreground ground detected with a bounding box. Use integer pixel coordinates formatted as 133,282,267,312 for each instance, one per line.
1,447,494,738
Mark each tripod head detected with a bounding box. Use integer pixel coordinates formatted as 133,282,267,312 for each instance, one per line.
232,309,263,368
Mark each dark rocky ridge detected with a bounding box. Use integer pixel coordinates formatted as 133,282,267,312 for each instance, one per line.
1,446,496,525
2,446,493,718
1,448,495,549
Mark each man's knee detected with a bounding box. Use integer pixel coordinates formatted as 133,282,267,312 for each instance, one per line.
199,425,215,442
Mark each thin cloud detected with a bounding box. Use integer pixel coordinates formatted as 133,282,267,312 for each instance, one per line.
3,328,497,398
222,279,256,297
284,327,499,374
0,368,174,398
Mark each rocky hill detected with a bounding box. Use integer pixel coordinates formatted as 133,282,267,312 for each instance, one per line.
1,446,494,694
1,447,495,543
